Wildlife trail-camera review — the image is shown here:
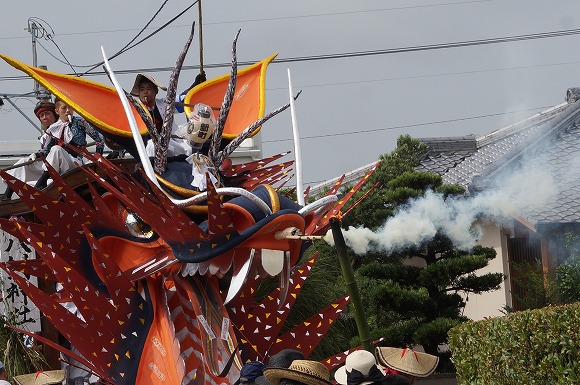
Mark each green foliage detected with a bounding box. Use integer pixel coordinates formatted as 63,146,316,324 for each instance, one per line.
255,241,357,361
413,317,463,350
357,233,503,356
373,135,429,182
0,294,46,378
344,135,429,230
507,259,560,311
557,234,580,303
337,135,503,366
506,246,580,312
435,183,466,198
383,187,423,208
386,171,442,191
359,275,429,319
279,187,298,202
449,302,580,384
557,256,580,303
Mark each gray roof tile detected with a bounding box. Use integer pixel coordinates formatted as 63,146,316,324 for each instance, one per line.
417,97,580,226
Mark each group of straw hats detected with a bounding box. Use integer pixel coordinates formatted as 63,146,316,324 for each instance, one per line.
7,347,437,385
259,347,438,385
335,347,439,382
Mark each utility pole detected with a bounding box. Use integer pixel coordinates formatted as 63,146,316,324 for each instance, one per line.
26,19,50,101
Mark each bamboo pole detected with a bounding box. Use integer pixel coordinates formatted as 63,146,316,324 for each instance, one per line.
198,0,204,73
2,142,98,172
330,217,372,351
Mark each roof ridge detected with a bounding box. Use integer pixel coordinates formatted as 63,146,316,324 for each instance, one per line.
476,102,570,147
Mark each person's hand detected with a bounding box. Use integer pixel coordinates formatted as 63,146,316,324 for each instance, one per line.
27,153,37,162
96,143,104,155
195,71,206,84
189,71,206,90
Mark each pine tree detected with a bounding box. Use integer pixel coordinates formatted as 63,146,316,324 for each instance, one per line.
342,135,504,364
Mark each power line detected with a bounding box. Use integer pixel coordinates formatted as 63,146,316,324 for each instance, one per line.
15,1,197,75
2,26,580,82
266,59,580,91
275,28,580,64
77,0,199,76
262,106,551,144
193,0,497,26
0,1,496,40
2,57,580,93
27,17,79,75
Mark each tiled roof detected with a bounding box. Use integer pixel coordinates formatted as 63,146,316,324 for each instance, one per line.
416,136,476,175
516,122,580,225
311,89,580,227
419,102,575,189
417,95,580,226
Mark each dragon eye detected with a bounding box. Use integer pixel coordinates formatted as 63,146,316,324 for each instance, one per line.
125,211,154,239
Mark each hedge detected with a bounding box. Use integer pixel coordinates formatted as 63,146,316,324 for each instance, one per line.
448,302,579,384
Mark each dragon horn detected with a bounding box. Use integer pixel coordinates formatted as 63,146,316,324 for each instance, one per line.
216,91,301,166
156,21,196,174
209,29,240,165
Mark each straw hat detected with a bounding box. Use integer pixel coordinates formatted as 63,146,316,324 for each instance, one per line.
375,347,439,378
130,73,167,95
334,350,385,385
263,360,332,385
255,349,305,385
12,370,66,385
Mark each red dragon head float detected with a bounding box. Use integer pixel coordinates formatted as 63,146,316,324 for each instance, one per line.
0,25,378,385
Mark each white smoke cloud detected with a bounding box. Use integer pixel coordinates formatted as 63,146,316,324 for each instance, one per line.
325,162,558,255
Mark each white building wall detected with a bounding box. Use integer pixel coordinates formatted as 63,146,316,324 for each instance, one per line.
462,221,511,320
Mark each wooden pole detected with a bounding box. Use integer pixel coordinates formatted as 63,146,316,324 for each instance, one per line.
2,142,98,172
198,0,204,73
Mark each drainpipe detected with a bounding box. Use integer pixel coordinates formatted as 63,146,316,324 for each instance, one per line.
330,217,372,351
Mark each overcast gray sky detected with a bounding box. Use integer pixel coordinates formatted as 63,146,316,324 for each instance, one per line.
1,0,580,187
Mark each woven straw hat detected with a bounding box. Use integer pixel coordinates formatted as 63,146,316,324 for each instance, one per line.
334,350,384,385
375,347,439,378
12,370,66,385
130,73,167,95
255,349,305,385
263,360,332,385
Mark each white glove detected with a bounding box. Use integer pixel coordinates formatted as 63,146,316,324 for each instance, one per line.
27,153,37,162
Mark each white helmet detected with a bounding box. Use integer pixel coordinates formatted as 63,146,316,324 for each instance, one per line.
186,103,216,147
